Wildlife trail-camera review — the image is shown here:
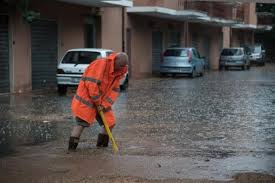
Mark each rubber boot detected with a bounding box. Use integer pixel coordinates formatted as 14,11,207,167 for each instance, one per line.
96,134,109,147
68,136,79,152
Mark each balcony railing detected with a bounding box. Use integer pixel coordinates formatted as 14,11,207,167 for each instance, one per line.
236,4,245,21
185,1,239,21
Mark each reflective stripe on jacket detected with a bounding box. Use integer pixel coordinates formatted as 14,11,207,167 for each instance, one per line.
71,53,127,127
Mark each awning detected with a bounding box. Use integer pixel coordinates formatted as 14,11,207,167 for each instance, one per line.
189,16,238,26
127,6,207,20
127,6,238,26
128,6,271,31
58,0,133,7
232,23,272,31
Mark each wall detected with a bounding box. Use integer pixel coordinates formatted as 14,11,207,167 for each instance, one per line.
101,7,123,52
30,1,90,60
127,15,185,78
231,29,241,47
190,23,222,70
10,0,94,92
11,11,31,92
223,27,231,48
133,0,181,10
127,15,152,78
244,3,257,25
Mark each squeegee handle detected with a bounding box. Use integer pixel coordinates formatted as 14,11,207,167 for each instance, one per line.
99,110,119,153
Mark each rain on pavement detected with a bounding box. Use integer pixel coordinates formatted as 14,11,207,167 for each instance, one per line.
0,64,275,183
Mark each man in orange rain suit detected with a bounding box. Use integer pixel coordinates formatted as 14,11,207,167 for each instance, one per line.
68,52,128,152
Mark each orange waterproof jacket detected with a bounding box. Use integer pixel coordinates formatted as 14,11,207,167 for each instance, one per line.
71,53,127,127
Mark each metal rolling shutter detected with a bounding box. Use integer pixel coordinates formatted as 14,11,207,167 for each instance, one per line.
31,20,57,90
152,31,163,73
192,33,199,49
0,15,10,93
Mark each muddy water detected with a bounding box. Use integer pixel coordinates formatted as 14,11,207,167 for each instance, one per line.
0,65,275,182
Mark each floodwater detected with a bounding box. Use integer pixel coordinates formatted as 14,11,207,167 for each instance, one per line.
0,64,275,182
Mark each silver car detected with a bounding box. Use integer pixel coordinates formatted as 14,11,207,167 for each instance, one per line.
249,45,266,66
219,47,250,70
160,48,205,78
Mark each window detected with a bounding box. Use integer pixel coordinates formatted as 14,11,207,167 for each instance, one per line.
253,46,262,53
106,51,114,57
62,51,101,64
192,49,200,58
221,49,243,56
164,49,188,57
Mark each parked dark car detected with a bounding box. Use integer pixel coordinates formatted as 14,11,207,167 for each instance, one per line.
219,47,250,70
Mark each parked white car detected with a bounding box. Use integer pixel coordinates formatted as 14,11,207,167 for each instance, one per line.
57,48,129,95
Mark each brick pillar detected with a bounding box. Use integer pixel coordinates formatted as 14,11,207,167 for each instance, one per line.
222,27,230,48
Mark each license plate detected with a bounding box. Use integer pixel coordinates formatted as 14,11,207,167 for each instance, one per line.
168,69,180,72
72,78,80,83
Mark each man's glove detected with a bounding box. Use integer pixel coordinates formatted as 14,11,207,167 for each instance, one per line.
96,105,104,112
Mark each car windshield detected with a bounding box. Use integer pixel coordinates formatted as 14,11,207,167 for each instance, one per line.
221,49,243,56
253,46,262,53
164,49,188,57
62,51,101,64
106,51,114,56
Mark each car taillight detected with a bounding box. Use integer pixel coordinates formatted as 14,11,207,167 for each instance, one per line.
57,69,65,74
188,50,192,63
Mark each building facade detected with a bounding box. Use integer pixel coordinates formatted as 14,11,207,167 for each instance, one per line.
0,0,130,93
0,0,270,93
126,0,263,78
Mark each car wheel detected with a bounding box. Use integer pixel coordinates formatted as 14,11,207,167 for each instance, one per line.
172,74,176,78
199,68,204,77
242,66,245,70
58,85,67,95
225,66,228,70
247,65,250,70
190,68,196,78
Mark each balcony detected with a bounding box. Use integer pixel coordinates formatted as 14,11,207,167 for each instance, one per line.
58,0,133,7
184,1,234,20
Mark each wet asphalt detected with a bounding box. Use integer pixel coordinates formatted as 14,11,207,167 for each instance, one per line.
0,64,275,182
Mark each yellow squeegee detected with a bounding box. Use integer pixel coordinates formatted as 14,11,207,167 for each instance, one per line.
98,110,119,153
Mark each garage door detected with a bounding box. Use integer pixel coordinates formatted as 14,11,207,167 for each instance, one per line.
152,31,163,73
168,31,180,48
0,15,10,93
31,20,57,90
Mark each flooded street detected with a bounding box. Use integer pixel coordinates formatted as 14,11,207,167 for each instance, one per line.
0,64,275,182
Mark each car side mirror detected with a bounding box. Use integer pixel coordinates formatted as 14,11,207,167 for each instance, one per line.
262,50,266,54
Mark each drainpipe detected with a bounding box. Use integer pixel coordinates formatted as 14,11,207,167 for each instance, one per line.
122,7,125,52
184,21,189,47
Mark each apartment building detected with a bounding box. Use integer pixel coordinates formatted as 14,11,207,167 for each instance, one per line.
0,0,130,93
126,0,266,77
0,0,270,93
